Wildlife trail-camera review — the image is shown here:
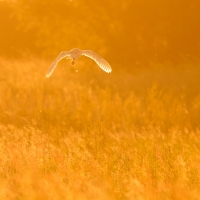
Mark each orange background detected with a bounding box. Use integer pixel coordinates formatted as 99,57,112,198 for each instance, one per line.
1,0,200,69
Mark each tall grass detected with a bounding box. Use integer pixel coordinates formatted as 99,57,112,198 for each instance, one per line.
0,58,200,199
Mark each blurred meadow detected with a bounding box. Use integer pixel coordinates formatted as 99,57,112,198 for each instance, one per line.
1,0,200,199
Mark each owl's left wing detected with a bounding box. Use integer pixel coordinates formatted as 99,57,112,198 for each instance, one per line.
46,51,71,78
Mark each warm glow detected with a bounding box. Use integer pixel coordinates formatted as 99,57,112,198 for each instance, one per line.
0,1,200,199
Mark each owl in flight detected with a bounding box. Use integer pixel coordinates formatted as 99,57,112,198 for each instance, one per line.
46,48,112,77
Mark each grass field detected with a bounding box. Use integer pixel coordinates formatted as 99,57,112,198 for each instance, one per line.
0,58,200,199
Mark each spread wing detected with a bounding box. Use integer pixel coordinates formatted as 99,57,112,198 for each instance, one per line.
81,50,112,73
46,51,71,78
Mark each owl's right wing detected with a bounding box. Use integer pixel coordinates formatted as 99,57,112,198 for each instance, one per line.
81,50,112,73
46,51,71,78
